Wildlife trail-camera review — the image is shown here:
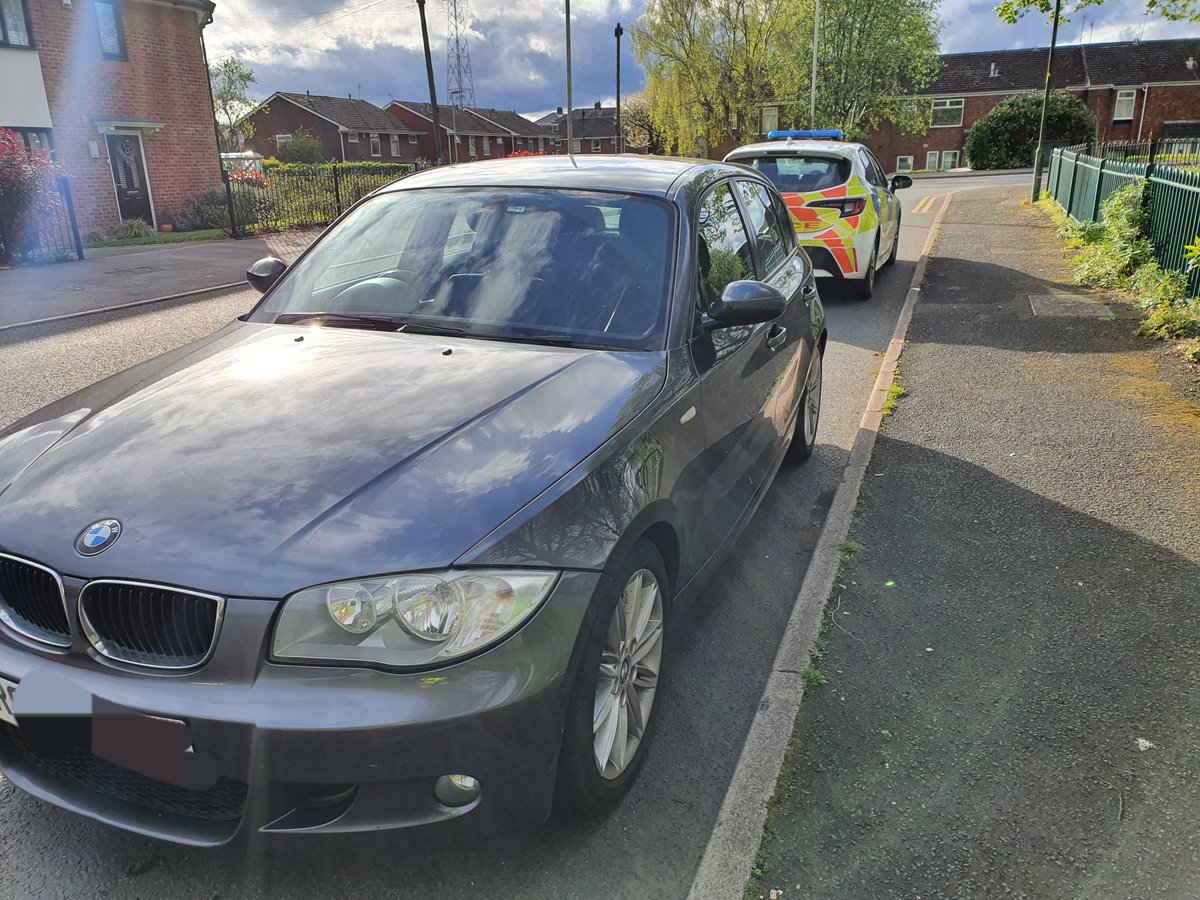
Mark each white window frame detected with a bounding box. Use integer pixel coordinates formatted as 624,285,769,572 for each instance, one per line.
761,106,779,135
1113,89,1137,122
347,131,359,143
896,156,914,173
571,138,582,154
591,139,601,153
468,135,477,156
409,133,418,144
925,150,939,171
390,134,400,156
931,98,964,128
370,134,382,157
483,136,491,156
941,150,960,170
275,133,293,149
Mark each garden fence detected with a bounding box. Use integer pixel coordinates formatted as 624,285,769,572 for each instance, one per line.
0,176,84,265
224,161,431,237
1047,140,1200,298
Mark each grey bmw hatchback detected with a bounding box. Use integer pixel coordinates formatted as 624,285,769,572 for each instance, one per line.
0,155,826,845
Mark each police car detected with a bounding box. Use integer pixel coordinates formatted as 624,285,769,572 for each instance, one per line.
725,130,912,299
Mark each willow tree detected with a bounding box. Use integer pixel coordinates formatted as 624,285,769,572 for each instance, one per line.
632,0,806,157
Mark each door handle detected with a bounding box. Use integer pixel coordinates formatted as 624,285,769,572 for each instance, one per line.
766,324,787,350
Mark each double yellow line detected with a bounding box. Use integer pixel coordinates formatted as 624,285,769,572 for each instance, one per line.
911,193,946,215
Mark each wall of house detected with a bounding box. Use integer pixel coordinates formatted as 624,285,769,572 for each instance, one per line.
28,0,221,231
242,101,344,162
385,104,448,163
868,83,1200,172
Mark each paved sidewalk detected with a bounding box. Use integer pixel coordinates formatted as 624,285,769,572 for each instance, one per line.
0,228,320,328
750,186,1200,898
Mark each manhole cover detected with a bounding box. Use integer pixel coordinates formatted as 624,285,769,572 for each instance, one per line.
1028,293,1111,317
104,265,164,276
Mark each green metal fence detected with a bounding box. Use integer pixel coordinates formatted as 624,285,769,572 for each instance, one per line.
1048,142,1200,297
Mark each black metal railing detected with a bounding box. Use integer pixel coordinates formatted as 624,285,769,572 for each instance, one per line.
0,175,85,265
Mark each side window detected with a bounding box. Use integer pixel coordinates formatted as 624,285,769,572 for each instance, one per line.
859,149,885,188
770,193,798,252
696,183,755,310
866,150,890,184
733,180,788,275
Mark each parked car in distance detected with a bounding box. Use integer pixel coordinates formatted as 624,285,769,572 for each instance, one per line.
725,130,912,299
0,155,826,846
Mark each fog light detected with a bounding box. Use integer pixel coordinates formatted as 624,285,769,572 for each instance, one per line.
434,773,481,807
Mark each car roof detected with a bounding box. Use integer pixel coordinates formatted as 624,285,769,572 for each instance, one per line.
379,154,750,198
725,140,862,160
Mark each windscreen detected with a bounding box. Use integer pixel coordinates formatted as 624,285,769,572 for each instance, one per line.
248,188,676,350
739,155,851,194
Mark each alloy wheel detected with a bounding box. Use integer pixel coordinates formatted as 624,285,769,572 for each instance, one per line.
593,568,664,780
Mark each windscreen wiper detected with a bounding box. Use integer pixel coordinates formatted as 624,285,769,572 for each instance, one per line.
274,312,402,331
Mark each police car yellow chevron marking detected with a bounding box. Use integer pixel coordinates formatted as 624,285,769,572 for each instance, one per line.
780,175,876,278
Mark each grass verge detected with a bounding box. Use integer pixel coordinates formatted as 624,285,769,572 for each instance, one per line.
82,229,226,249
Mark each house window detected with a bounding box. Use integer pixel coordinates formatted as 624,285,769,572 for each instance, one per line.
516,137,524,146
95,0,127,59
925,150,939,171
483,136,491,156
591,139,601,153
761,106,779,135
896,156,914,173
347,131,359,143
468,135,477,156
941,150,960,169
390,134,400,156
275,134,293,149
408,134,418,144
571,139,582,154
930,98,964,128
0,0,32,47
1113,89,1137,121
370,134,381,157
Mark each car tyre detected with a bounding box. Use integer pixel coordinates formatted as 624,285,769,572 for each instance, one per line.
556,541,669,816
849,241,878,300
886,215,901,266
785,345,823,464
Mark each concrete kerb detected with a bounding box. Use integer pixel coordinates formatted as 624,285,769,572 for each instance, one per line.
0,282,246,335
685,193,952,900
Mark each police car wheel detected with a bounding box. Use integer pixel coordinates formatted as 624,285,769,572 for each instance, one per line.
850,243,877,300
886,215,901,266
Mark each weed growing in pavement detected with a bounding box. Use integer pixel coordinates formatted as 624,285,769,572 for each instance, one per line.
801,667,829,687
838,539,865,560
881,383,908,416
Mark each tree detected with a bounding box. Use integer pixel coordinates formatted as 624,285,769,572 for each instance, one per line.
964,92,1095,169
800,0,942,139
210,58,258,153
996,0,1199,24
632,0,941,156
276,128,324,164
620,92,666,154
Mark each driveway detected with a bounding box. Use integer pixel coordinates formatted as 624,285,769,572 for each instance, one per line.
0,174,1030,899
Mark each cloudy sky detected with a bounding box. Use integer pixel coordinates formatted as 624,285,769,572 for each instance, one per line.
204,0,1200,118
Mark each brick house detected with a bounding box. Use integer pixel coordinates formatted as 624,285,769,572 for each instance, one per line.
240,92,425,163
0,0,221,232
540,103,621,154
384,101,553,163
866,38,1200,174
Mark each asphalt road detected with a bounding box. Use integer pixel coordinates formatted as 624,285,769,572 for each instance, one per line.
0,172,1031,900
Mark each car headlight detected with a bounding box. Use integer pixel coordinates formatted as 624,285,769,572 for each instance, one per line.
272,570,558,668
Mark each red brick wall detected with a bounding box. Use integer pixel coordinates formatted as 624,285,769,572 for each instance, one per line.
242,100,344,162
864,83,1200,171
385,104,449,163
28,0,221,231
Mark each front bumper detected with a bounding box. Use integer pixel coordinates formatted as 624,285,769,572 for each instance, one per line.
0,570,601,846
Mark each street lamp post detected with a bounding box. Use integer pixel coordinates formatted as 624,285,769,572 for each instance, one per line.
565,0,573,155
615,22,623,154
450,89,462,163
810,0,820,129
1031,0,1064,202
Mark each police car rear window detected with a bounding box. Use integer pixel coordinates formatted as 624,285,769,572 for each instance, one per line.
741,156,851,194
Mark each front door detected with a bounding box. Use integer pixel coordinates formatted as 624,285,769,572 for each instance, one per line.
106,134,153,225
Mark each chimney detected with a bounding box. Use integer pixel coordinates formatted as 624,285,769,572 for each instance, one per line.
989,62,1000,77
594,100,601,110
348,93,352,99
557,106,563,115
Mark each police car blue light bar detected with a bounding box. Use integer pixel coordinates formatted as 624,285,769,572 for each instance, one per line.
767,130,844,141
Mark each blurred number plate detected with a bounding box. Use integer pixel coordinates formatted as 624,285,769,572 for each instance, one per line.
0,676,15,727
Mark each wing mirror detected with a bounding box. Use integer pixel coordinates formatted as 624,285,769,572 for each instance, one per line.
247,257,288,294
890,174,913,191
707,280,787,327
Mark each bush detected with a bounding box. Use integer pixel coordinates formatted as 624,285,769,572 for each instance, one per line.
0,128,62,264
1137,306,1200,340
176,187,234,233
109,218,156,240
965,92,1096,170
276,128,324,164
